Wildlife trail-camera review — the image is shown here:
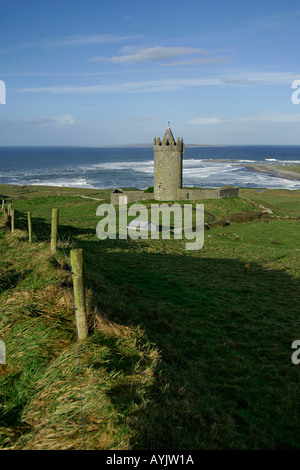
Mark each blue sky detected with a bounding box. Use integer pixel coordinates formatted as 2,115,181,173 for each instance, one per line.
1,0,300,145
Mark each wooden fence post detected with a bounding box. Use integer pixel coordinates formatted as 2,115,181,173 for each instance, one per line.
7,203,11,216
50,208,59,253
11,207,15,233
70,249,88,341
1,200,4,211
27,212,32,242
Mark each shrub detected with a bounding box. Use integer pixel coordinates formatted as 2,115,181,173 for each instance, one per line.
144,187,154,193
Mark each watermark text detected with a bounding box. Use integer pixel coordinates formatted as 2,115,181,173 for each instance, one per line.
291,80,300,105
96,197,204,251
291,340,300,364
0,80,6,104
0,341,5,364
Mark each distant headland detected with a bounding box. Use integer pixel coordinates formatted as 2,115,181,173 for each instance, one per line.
87,144,227,148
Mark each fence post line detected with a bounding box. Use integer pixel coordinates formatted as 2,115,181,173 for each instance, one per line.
70,249,88,341
11,207,15,233
50,208,59,253
27,212,32,242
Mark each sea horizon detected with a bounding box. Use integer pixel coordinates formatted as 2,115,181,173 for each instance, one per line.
1,143,300,147
1,145,300,191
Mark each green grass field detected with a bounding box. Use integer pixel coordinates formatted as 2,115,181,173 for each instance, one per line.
240,188,300,218
0,185,299,450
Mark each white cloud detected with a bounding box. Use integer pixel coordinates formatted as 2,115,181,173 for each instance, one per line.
188,112,300,125
17,70,300,97
223,72,300,86
46,114,75,126
2,34,139,52
0,114,76,127
130,115,157,121
19,78,224,95
188,117,221,124
222,78,257,86
50,34,138,47
90,45,217,64
162,57,227,66
238,112,300,123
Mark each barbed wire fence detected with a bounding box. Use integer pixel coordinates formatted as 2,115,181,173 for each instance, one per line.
0,199,101,450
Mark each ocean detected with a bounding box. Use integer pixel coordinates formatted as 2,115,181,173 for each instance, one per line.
0,145,300,190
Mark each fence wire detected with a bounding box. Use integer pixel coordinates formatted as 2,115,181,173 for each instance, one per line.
1,204,87,450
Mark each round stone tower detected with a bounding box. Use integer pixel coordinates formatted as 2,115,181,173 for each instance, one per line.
153,124,185,201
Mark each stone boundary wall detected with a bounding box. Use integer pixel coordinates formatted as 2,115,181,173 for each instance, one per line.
219,187,239,198
111,187,239,205
177,187,239,200
111,191,155,205
177,188,219,200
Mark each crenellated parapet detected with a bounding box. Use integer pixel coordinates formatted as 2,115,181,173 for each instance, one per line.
153,134,185,151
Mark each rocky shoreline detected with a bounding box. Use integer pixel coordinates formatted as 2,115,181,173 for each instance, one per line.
236,163,300,181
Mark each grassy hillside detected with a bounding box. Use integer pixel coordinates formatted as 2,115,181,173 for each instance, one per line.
240,188,300,218
0,185,299,450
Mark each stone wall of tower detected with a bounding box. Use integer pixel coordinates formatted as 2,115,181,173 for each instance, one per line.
153,136,185,201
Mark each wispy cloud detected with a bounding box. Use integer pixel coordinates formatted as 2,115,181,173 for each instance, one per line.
49,34,139,47
89,45,222,65
188,117,221,124
162,57,227,67
18,70,300,96
188,112,300,125
2,34,138,52
130,115,157,121
237,112,300,123
222,77,257,86
237,72,300,85
0,114,76,127
40,114,75,126
18,78,224,95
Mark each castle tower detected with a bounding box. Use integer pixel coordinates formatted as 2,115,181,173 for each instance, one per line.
153,124,185,201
